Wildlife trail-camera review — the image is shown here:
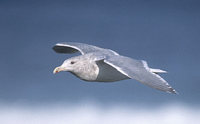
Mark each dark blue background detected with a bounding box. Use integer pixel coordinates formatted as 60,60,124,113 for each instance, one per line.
0,0,199,106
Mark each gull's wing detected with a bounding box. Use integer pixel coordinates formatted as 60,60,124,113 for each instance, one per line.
53,42,119,55
104,55,177,94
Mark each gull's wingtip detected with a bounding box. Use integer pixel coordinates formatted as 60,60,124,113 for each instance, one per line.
167,88,178,94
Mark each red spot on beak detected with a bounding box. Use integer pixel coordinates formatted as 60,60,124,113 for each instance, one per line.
53,67,60,74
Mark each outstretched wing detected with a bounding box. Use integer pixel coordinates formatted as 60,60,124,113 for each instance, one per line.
53,42,119,55
104,55,177,94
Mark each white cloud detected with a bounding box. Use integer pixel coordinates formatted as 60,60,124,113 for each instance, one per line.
0,103,199,124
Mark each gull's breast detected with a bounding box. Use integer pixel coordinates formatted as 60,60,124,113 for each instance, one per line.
71,61,99,82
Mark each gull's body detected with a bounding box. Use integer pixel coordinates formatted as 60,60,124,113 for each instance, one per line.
53,42,177,94
67,53,129,82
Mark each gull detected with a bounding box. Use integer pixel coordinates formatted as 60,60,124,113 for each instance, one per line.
53,42,177,94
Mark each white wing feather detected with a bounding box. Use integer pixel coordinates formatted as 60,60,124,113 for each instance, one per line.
104,56,177,94
53,42,119,55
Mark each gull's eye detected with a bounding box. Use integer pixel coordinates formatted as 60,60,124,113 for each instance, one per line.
70,61,75,64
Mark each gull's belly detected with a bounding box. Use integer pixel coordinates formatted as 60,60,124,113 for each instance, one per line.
71,60,129,82
95,61,129,82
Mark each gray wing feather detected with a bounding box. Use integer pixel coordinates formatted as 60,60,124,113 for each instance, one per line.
53,42,118,55
104,55,177,94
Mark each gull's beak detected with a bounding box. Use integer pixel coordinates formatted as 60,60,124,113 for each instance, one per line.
53,67,61,74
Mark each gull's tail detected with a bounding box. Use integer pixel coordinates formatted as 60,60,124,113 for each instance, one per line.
150,68,167,74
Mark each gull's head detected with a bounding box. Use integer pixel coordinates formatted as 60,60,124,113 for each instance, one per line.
53,57,79,74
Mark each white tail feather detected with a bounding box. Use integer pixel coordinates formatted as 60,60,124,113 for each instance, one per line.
150,68,167,73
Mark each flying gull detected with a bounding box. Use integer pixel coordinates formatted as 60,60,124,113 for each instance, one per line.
53,42,177,94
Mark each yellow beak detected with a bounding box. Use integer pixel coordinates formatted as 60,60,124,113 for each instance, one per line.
53,67,61,74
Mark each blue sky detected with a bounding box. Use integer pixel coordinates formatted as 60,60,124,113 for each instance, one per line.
0,0,200,123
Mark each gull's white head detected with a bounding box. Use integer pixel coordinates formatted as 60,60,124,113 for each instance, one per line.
53,55,99,81
53,57,80,74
